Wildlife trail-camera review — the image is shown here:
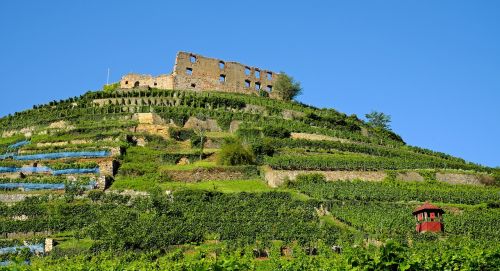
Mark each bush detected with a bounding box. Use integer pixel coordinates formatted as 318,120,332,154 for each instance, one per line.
103,82,119,93
88,190,105,202
216,141,255,166
262,125,290,138
251,139,275,157
169,127,195,141
295,173,326,185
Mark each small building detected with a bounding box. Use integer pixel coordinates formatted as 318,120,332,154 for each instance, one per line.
412,202,445,233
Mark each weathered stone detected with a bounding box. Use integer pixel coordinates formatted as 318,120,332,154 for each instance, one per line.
135,137,147,147
244,104,267,114
131,113,171,138
436,172,489,186
290,132,350,143
132,113,166,125
45,238,54,253
264,168,387,187
183,117,221,132
282,109,305,120
119,52,281,99
0,193,37,203
96,176,113,190
229,120,242,133
396,172,425,182
177,157,190,165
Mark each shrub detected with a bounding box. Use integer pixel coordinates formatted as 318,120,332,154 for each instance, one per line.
216,141,255,166
103,82,119,93
262,125,290,138
169,127,195,141
295,173,326,185
251,139,275,157
88,190,105,202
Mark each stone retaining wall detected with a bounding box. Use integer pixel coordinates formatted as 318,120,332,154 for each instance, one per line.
264,169,387,187
264,168,492,187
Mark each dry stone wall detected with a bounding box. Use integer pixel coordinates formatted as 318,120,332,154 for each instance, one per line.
264,168,492,187
265,169,387,187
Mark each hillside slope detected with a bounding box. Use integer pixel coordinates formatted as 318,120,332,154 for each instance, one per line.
0,87,499,269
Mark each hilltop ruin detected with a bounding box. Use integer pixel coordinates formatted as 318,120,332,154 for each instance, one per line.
120,52,281,99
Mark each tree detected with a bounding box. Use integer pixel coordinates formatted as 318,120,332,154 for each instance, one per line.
193,127,207,161
274,72,302,101
365,111,391,130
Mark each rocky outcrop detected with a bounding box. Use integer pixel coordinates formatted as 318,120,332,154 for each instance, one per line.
183,117,221,132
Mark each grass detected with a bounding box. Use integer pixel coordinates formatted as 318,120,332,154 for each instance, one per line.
159,161,217,171
56,238,94,250
111,177,272,193
206,131,233,138
160,179,272,193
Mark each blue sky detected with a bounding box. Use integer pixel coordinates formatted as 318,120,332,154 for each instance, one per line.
0,1,498,167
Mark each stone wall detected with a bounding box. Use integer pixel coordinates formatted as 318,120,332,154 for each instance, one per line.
264,168,492,187
130,113,171,138
290,132,350,143
0,193,37,203
120,74,173,89
436,172,492,186
264,169,387,187
119,51,281,99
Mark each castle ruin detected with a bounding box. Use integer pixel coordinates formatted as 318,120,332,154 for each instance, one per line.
120,52,281,99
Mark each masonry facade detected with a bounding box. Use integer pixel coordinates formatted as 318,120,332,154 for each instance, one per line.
120,52,280,99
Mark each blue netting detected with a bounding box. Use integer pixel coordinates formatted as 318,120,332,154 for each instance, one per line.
0,180,96,191
20,166,52,173
0,153,15,160
7,140,30,149
13,150,110,161
0,244,44,255
0,166,98,175
0,167,19,173
52,168,100,175
0,183,65,191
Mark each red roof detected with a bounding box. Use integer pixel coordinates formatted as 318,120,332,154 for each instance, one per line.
412,202,444,214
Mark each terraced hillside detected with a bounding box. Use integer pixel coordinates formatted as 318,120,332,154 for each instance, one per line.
0,86,499,270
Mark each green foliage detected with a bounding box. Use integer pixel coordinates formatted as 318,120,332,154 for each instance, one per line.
274,72,302,101
169,127,195,141
262,125,291,138
216,140,255,166
102,82,119,93
265,153,491,172
365,111,391,130
292,179,500,205
294,173,326,186
82,190,329,250
87,190,105,202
